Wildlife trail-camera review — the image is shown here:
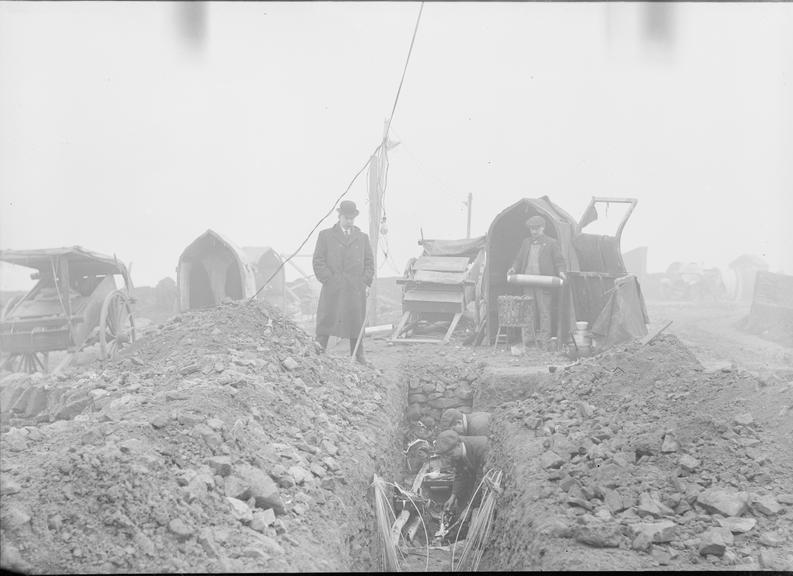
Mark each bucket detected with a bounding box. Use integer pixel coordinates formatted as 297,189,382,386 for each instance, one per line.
573,332,592,348
575,321,589,331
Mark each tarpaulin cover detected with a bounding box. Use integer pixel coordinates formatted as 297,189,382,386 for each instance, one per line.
421,236,486,259
591,275,649,348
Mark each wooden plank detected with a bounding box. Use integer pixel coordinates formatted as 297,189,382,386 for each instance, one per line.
391,311,411,340
396,278,475,287
404,301,463,314
413,270,467,284
391,509,411,546
403,290,464,304
413,256,469,272
391,338,445,344
443,313,463,344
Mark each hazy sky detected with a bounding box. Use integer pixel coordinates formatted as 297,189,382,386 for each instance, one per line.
1,2,791,290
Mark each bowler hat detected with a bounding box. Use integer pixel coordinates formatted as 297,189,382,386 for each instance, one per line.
338,200,360,217
526,215,546,228
434,430,460,455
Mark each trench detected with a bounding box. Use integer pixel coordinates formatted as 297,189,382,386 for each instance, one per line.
363,347,557,572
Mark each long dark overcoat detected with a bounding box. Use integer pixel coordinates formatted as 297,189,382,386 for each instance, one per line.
312,223,375,338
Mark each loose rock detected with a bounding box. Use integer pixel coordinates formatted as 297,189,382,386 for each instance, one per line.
168,518,195,541
678,454,700,472
752,494,782,516
716,517,756,534
696,488,749,517
226,497,253,523
698,527,732,557
541,451,565,469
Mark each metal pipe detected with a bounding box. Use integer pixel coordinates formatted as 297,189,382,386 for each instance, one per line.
507,274,564,288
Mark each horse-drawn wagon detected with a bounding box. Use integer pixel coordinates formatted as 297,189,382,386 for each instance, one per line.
0,247,136,373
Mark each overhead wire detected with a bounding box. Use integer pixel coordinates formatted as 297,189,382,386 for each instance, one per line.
248,2,424,303
246,142,381,303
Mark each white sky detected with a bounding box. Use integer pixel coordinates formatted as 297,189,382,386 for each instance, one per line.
1,2,792,290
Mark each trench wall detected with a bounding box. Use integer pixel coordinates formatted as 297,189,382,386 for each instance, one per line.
404,362,486,438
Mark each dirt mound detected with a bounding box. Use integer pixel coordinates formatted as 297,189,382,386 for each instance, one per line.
484,334,793,571
0,301,404,573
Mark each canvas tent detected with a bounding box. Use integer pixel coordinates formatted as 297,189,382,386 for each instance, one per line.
481,196,648,349
177,229,257,311
483,196,579,344
242,246,286,308
729,254,769,302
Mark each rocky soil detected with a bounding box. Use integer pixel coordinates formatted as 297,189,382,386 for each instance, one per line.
484,334,793,571
0,301,404,573
1,295,791,573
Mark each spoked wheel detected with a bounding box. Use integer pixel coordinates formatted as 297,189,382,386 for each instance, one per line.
2,352,49,373
100,290,136,360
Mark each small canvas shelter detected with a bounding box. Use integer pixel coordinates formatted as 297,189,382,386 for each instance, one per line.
481,196,647,349
242,246,286,307
177,230,257,311
483,196,579,344
729,254,769,302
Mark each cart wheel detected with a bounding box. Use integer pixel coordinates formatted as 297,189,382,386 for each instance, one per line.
100,290,136,360
2,352,48,374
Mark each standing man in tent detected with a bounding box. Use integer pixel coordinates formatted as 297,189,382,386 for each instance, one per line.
507,215,566,351
313,200,375,364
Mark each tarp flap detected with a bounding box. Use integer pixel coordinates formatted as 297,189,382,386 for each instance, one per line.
421,236,486,259
574,234,627,274
591,275,649,348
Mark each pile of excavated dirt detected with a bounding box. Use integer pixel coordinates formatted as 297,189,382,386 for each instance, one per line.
0,301,404,573
483,334,793,572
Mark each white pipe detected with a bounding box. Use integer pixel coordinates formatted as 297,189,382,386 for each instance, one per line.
507,274,564,288
365,324,394,335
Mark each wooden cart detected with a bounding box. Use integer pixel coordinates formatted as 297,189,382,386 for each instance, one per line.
0,247,136,373
392,237,486,344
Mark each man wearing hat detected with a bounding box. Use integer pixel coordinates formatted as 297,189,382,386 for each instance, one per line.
439,408,491,437
434,430,490,513
507,214,566,350
312,200,375,363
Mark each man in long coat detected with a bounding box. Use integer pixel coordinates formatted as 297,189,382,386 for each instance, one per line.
312,200,374,363
507,215,567,350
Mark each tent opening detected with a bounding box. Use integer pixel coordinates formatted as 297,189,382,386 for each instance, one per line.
188,262,215,309
178,230,251,310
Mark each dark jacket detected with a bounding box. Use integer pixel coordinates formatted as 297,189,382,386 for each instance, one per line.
461,412,491,437
511,233,566,277
313,223,375,338
452,435,490,501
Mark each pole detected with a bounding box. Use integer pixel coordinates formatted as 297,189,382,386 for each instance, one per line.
466,193,472,239
367,119,388,327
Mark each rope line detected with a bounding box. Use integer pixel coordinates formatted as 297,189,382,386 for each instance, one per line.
385,2,425,139
248,2,424,304
246,143,381,303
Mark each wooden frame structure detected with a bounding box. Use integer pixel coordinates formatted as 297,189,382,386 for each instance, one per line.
392,238,485,344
